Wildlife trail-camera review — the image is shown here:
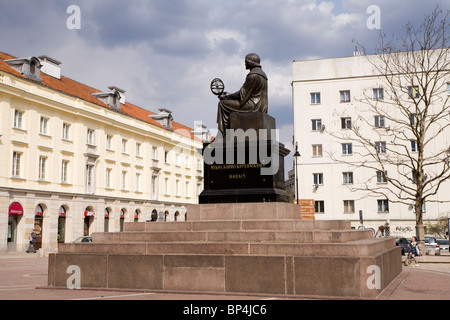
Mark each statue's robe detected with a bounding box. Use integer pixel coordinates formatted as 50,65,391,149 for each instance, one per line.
217,67,268,134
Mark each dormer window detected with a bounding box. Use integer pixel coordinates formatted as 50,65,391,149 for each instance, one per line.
149,109,173,130
5,56,42,82
92,87,125,111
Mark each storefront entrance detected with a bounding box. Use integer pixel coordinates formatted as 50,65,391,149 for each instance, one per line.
8,202,23,251
58,206,66,243
34,205,44,250
84,207,95,236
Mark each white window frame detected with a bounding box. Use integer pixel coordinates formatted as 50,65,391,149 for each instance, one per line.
373,88,384,100
14,110,23,129
343,172,354,184
311,119,323,131
39,156,47,180
377,200,389,213
12,151,21,177
342,143,353,155
340,90,351,103
313,173,323,186
61,160,69,183
374,115,385,128
343,200,355,213
310,92,321,105
87,129,95,146
62,123,71,140
40,117,49,135
312,144,323,157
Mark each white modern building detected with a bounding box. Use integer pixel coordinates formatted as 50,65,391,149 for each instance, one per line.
0,52,205,253
292,52,450,236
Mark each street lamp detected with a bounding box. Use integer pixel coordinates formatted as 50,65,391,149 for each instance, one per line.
293,143,301,204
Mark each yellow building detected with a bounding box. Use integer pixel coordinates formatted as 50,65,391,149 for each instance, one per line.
0,52,205,254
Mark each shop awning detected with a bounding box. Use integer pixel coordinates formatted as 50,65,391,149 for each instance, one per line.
84,211,95,217
9,202,24,215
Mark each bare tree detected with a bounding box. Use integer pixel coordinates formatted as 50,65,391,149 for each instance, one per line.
329,7,450,246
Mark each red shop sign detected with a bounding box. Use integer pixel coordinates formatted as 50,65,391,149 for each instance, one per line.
9,202,24,215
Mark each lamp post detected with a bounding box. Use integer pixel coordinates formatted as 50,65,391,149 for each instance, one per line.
294,143,301,204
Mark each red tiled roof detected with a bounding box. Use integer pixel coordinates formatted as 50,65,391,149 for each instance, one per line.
0,52,197,140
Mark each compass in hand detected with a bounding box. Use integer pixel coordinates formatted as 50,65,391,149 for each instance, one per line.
210,78,225,96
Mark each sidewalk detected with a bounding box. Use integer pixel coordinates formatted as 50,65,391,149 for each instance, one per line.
1,252,449,300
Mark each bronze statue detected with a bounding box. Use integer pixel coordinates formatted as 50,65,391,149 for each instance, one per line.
214,53,268,134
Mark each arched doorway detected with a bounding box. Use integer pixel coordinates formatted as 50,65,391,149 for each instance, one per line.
164,211,169,221
58,206,67,243
120,209,126,232
174,211,180,221
104,208,111,232
84,206,95,236
34,204,45,250
134,209,140,222
8,202,23,251
151,209,158,222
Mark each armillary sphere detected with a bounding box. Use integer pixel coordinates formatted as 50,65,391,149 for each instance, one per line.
210,78,225,96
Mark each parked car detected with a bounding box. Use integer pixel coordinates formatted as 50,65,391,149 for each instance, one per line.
437,239,449,252
73,236,92,243
396,237,409,255
424,235,440,255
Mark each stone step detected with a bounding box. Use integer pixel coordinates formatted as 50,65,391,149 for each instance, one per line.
93,229,374,244
123,219,351,233
59,237,395,257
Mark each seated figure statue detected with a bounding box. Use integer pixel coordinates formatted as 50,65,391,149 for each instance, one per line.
217,53,268,135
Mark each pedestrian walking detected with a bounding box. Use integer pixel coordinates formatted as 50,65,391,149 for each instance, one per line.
409,236,421,267
26,230,37,253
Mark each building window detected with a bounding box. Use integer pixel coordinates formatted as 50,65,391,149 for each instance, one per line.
447,83,450,95
121,171,127,190
106,135,113,150
376,170,388,183
152,176,158,200
12,152,21,177
373,88,384,100
410,113,420,126
87,129,95,146
343,200,355,213
340,90,351,103
343,172,354,184
411,140,418,152
122,139,128,154
186,181,190,198
377,200,389,213
61,160,69,183
374,115,385,128
310,92,321,104
312,144,323,157
176,179,180,196
375,141,387,154
40,117,48,135
62,123,71,140
408,86,420,99
136,173,141,192
313,173,323,186
311,119,323,131
136,143,141,157
38,156,47,180
106,168,112,188
86,165,94,193
164,178,169,195
341,117,352,129
14,110,23,129
152,146,158,160
315,201,325,214
342,143,353,155
164,150,169,163
185,155,190,169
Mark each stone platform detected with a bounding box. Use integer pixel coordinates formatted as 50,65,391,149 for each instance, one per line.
47,203,402,298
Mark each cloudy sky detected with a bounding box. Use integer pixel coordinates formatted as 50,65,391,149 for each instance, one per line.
1,0,448,169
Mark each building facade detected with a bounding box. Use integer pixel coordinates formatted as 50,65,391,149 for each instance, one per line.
0,52,204,253
292,53,450,236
